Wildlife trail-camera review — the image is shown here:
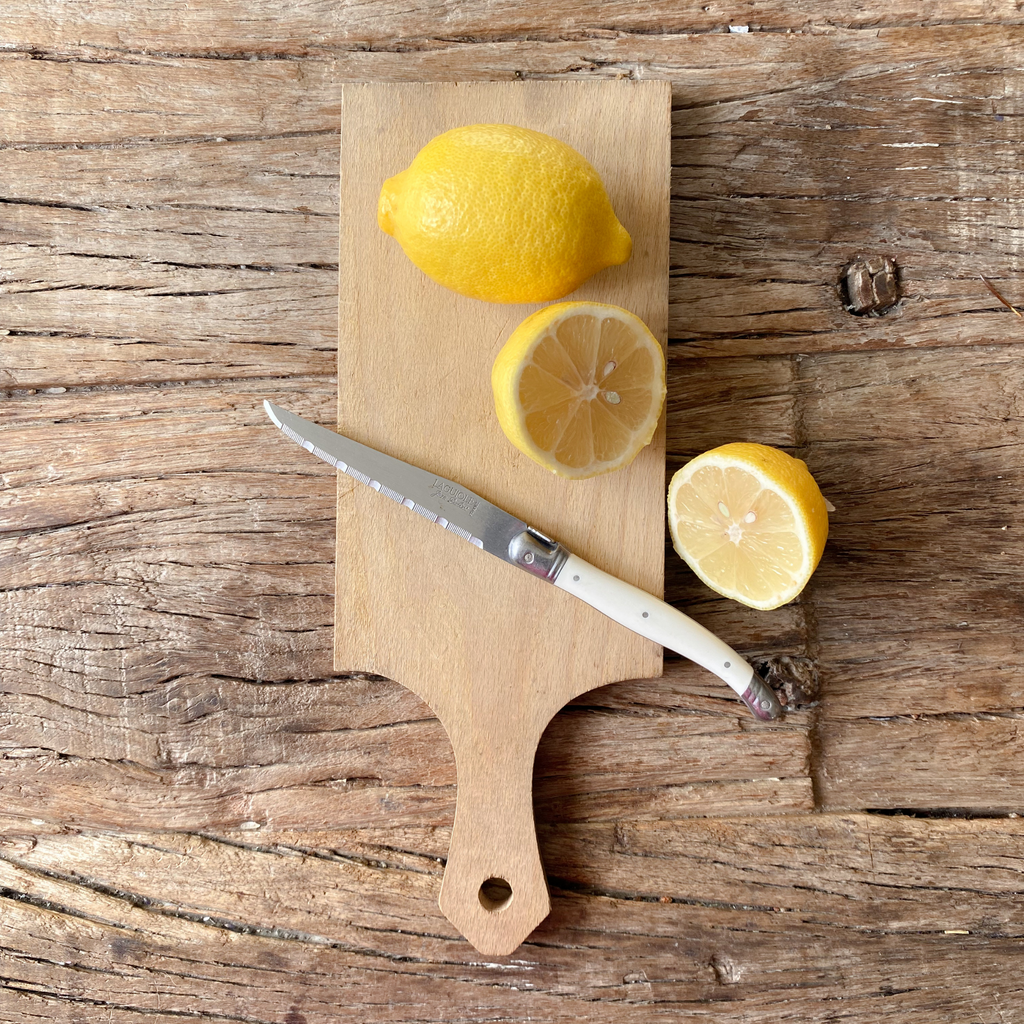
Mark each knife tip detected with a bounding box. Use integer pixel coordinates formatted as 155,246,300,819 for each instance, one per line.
263,399,283,428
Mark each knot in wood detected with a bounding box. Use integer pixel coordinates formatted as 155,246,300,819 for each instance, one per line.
840,256,900,316
711,953,743,985
758,655,820,707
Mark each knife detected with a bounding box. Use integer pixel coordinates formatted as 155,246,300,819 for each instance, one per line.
263,400,781,721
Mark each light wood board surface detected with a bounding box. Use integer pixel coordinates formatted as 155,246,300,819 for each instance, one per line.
1,3,1023,1019
335,81,670,952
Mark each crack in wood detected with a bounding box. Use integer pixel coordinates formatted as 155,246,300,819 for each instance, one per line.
190,831,445,876
1,129,340,154
0,884,144,933
0,974,272,1023
2,855,463,968
1,242,339,273
868,807,1024,820
7,16,1024,64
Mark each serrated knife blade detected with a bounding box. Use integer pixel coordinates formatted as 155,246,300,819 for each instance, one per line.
263,400,781,721
264,399,527,557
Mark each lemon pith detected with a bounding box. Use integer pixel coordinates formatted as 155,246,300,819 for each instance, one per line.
378,124,632,304
667,443,829,610
492,302,666,479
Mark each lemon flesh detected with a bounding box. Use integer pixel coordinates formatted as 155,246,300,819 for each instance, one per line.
492,302,666,479
378,124,632,304
668,443,829,610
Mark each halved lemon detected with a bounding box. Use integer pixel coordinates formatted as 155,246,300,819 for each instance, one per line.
668,443,829,610
491,302,666,479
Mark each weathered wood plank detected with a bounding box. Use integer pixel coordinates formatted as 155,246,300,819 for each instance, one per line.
6,226,1019,389
0,252,337,385
669,343,1024,696
6,338,1023,817
0,702,810,832
6,198,1022,385
5,29,1024,146
5,32,1022,383
0,55,336,145
0,135,339,215
2,1,1023,54
0,815,1020,1021
664,340,1024,808
818,716,1024,812
0,376,810,829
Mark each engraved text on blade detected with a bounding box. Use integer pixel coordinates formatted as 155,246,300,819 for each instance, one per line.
430,479,480,515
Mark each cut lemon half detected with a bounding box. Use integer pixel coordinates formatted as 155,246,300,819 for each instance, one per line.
491,302,666,479
668,443,829,610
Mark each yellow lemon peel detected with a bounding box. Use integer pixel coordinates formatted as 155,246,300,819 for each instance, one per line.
378,124,631,304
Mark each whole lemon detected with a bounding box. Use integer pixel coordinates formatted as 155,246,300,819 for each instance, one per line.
377,124,632,304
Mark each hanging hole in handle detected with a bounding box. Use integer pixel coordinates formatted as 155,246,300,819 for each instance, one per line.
478,877,513,912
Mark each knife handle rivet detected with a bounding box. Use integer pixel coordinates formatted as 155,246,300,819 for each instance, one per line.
573,574,580,582
523,551,535,564
642,611,649,618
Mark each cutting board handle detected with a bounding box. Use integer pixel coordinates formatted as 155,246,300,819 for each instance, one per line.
437,719,551,955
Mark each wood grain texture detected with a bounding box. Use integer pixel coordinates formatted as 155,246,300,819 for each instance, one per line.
3,1,1024,53
334,81,670,952
2,0,1023,1016
1,815,1022,1022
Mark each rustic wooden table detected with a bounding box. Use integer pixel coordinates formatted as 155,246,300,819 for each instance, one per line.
2,4,1022,1021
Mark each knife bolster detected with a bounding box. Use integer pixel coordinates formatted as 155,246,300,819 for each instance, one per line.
507,529,569,582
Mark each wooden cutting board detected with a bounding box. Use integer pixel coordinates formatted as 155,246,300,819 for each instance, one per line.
337,80,671,954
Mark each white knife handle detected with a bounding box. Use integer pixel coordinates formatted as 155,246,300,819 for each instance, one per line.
553,553,781,720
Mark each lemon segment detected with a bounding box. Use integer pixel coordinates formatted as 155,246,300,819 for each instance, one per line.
667,443,829,610
492,302,666,479
378,124,632,304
